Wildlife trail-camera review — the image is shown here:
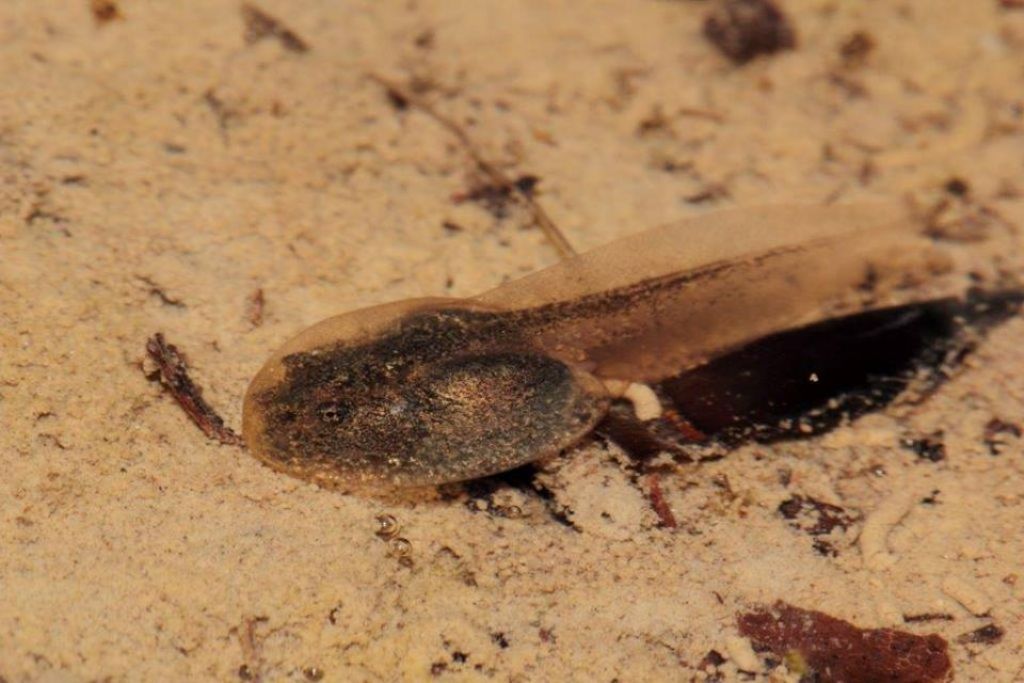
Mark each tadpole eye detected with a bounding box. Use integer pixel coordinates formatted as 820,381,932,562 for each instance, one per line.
317,401,349,424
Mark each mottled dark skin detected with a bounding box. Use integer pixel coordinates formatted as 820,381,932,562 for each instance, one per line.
248,309,607,487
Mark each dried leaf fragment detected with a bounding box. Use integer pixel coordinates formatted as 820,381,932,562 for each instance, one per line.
738,601,952,683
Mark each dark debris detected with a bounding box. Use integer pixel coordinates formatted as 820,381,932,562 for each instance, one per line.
247,288,265,328
452,174,540,220
90,0,121,24
839,31,875,67
684,183,731,204
983,418,1021,455
922,196,998,243
901,432,946,463
704,0,796,65
944,177,970,197
241,3,309,53
144,333,243,446
778,495,857,556
956,623,1004,646
700,649,726,669
137,275,186,308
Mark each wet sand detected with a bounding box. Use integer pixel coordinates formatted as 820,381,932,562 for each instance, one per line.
2,1,1023,680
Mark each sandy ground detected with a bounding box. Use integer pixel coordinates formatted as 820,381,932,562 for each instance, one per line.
3,0,1024,680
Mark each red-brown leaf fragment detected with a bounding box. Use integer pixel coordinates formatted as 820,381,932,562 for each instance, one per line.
647,474,678,528
738,602,952,683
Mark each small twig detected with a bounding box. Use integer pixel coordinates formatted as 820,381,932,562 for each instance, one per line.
675,106,726,122
136,275,186,308
684,182,731,205
368,73,577,260
203,89,234,140
647,474,678,529
661,408,709,444
246,288,265,328
145,333,243,446
241,3,309,53
902,613,954,624
237,616,268,682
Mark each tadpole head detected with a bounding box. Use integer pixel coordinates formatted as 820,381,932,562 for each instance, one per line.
242,300,608,488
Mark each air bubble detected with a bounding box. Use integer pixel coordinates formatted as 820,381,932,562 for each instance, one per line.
375,514,399,539
388,537,412,557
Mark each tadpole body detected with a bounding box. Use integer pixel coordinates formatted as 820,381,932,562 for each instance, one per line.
241,203,1018,488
